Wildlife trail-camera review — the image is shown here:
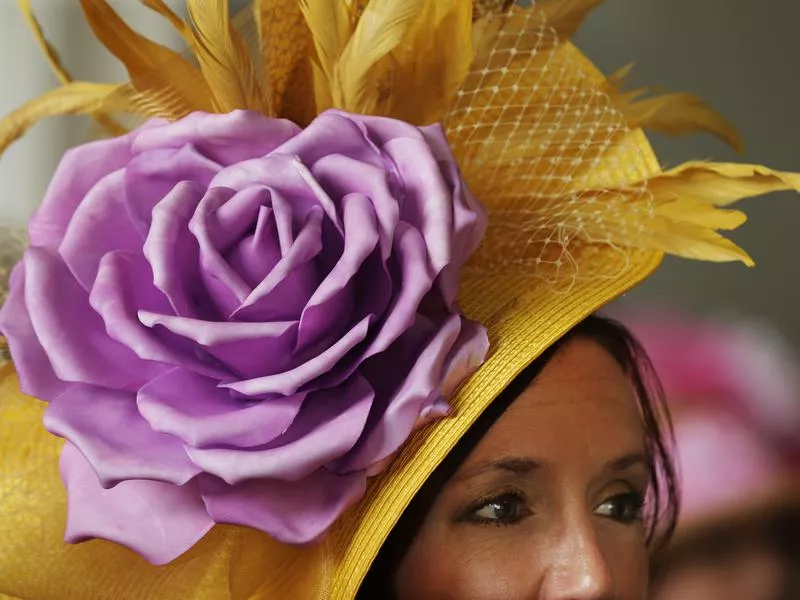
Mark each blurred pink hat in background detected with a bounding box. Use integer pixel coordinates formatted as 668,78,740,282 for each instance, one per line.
621,310,800,535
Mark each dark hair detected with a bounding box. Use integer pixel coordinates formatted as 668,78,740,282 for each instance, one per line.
357,314,679,598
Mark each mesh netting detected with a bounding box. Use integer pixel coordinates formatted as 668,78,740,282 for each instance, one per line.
444,2,657,288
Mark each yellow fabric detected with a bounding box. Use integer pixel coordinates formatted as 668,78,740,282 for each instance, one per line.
0,1,796,598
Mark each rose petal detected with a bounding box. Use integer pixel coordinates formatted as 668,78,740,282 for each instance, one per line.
143,180,205,318
421,125,487,305
338,110,427,147
123,144,222,239
28,133,135,249
277,111,385,171
58,169,144,289
296,194,380,352
138,312,298,379
90,252,228,380
190,187,252,311
262,189,296,256
384,136,454,277
222,315,372,397
310,223,434,392
361,223,434,358
202,186,273,252
311,154,400,260
137,369,306,448
189,374,373,483
45,384,202,486
24,247,164,392
226,205,284,289
0,262,65,400
440,319,490,399
60,443,213,566
357,320,487,479
210,155,330,229
231,207,324,323
333,313,484,473
132,110,301,164
200,468,365,544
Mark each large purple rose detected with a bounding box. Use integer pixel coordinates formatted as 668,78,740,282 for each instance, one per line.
0,110,488,564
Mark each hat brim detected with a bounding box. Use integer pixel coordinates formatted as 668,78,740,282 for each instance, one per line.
325,246,664,598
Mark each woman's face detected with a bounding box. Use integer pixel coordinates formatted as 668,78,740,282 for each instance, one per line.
393,338,651,599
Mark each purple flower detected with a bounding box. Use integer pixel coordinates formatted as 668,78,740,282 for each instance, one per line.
0,110,488,564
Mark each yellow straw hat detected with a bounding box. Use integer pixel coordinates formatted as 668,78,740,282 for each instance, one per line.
0,1,798,599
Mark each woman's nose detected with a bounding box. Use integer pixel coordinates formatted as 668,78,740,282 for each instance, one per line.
538,520,617,600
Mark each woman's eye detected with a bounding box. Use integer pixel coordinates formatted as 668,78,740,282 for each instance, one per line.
594,492,645,524
469,493,531,526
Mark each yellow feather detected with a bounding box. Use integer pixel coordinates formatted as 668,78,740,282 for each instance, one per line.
79,0,213,117
335,0,428,113
15,0,126,138
0,83,123,155
187,0,266,113
607,65,744,153
628,161,800,265
655,198,748,230
140,0,193,41
15,0,70,85
647,218,755,266
299,0,355,85
652,162,800,205
388,0,473,124
537,0,604,39
103,84,190,121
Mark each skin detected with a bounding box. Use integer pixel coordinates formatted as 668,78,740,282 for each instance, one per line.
394,338,652,600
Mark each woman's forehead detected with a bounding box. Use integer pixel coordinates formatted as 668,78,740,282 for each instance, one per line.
465,338,646,468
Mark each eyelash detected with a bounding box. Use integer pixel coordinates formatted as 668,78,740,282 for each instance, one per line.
459,489,532,527
458,490,646,528
594,491,646,524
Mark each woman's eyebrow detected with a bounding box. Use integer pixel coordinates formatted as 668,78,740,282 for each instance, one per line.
606,452,649,472
596,451,651,483
454,456,544,483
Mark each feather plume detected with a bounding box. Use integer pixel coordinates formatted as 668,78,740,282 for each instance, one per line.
608,64,744,152
652,162,800,205
187,0,266,113
79,0,213,117
16,0,126,137
538,0,603,40
646,218,756,265
140,0,192,41
388,0,473,124
0,83,125,155
591,162,800,266
16,0,70,85
335,0,428,113
299,0,355,84
298,0,357,112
